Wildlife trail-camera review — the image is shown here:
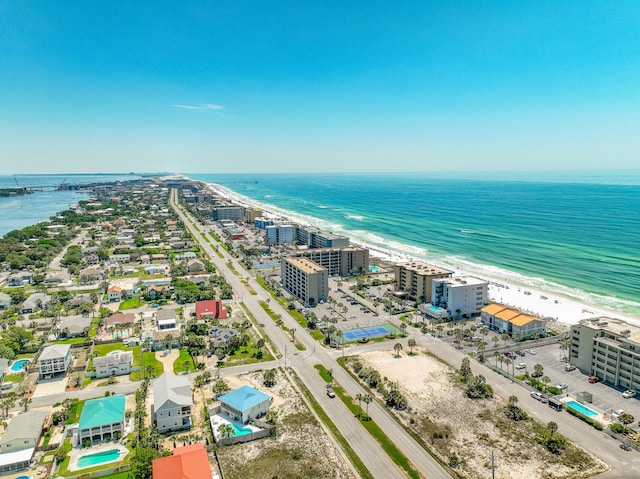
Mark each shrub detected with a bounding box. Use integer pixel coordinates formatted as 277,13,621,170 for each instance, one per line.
610,423,624,434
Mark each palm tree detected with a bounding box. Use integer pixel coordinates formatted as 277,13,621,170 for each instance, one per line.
501,333,509,346
393,342,403,358
356,393,364,416
533,363,544,378
217,423,235,439
508,395,519,408
407,338,416,355
547,421,558,438
363,394,373,420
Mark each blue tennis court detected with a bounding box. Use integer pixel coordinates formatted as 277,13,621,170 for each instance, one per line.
343,326,392,341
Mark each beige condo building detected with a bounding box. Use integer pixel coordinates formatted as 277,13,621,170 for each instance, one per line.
570,317,640,391
282,257,329,306
290,246,369,277
393,262,452,303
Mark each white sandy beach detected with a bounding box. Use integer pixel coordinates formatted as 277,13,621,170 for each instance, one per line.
201,180,640,330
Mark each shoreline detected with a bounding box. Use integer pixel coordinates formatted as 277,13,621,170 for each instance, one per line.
196,178,640,329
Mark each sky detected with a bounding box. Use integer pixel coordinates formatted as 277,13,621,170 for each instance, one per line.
1,1,639,174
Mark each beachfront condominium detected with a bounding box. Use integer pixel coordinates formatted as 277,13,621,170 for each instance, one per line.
212,205,246,221
296,226,350,249
282,257,328,306
570,317,640,391
290,246,369,276
393,262,452,303
431,276,488,319
267,224,295,244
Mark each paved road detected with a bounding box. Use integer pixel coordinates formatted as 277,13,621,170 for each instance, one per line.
170,191,419,479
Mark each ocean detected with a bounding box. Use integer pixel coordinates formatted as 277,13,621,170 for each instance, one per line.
190,172,640,317
0,174,138,237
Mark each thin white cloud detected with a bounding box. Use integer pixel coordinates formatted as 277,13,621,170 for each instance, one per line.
172,103,224,111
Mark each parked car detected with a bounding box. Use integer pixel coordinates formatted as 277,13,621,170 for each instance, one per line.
531,391,549,403
620,444,632,451
588,375,600,383
555,383,568,390
565,364,576,371
504,351,516,359
326,388,336,398
527,349,536,355
516,350,526,357
516,363,527,370
612,409,625,420
622,390,637,399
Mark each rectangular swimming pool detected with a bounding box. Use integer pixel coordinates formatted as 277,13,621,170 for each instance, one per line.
566,400,598,418
77,449,121,468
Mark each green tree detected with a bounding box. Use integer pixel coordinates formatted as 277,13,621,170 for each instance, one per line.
533,363,544,378
217,423,235,439
363,393,373,420
393,342,403,358
547,421,558,438
459,357,473,383
407,338,416,354
212,380,230,399
263,368,277,387
619,413,635,428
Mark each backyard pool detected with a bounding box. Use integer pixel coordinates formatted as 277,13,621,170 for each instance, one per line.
566,400,598,418
231,423,253,436
10,359,29,372
369,266,380,272
77,449,121,468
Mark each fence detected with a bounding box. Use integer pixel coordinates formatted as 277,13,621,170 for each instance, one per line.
604,428,640,452
209,406,276,446
60,464,131,479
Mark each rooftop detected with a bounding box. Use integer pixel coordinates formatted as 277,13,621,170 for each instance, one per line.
152,443,212,479
219,385,272,413
78,394,126,430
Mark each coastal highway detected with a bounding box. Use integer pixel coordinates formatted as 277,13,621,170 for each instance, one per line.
169,189,453,479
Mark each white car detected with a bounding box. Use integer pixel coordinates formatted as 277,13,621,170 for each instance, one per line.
516,363,526,370
555,383,568,390
622,390,637,399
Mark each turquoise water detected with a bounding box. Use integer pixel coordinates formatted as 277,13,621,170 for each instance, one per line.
231,423,253,436
77,449,121,468
369,265,380,272
566,400,598,418
191,172,640,316
10,359,29,371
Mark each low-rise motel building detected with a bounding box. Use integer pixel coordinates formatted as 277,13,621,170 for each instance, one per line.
480,304,547,340
570,317,640,391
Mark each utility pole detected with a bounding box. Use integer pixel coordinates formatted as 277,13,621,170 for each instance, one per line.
491,450,496,479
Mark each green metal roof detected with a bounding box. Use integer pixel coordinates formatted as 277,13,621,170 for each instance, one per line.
78,394,126,429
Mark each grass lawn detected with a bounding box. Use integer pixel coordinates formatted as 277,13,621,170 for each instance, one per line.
130,351,163,381
118,297,146,310
173,349,195,374
3,374,23,383
93,342,137,357
54,337,87,345
97,473,129,479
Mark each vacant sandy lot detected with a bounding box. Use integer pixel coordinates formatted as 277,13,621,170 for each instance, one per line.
356,348,607,479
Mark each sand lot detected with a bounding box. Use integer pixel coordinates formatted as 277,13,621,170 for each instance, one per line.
355,348,607,479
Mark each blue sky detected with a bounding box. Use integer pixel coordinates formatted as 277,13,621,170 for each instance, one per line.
1,1,639,174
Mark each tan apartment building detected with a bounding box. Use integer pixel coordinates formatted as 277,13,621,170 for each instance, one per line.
393,262,452,303
290,246,369,277
282,257,328,306
570,317,640,390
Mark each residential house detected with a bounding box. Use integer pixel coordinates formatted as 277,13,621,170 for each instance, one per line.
21,293,51,314
195,300,228,320
218,385,272,424
56,314,92,338
146,284,170,300
79,267,102,282
152,373,193,433
0,358,8,384
208,327,238,352
84,253,100,265
0,410,48,475
107,285,123,302
152,443,212,479
38,344,72,379
186,259,205,273
44,271,70,286
156,308,178,331
0,293,11,311
176,251,197,261
109,253,131,264
93,351,133,379
7,271,33,287
67,294,94,309
144,265,167,275
76,394,126,446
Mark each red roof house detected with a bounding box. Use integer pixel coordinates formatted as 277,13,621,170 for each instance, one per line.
195,300,228,320
152,443,213,479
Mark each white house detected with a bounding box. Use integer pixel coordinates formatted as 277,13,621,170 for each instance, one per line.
93,351,134,379
218,385,272,424
38,344,72,379
152,373,193,433
0,411,48,475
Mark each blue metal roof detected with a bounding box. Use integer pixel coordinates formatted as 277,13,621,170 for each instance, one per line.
218,385,271,412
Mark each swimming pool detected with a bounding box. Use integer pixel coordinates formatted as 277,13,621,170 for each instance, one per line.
16,475,32,479
566,400,598,418
231,423,253,436
10,359,29,372
77,449,121,468
369,266,380,272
